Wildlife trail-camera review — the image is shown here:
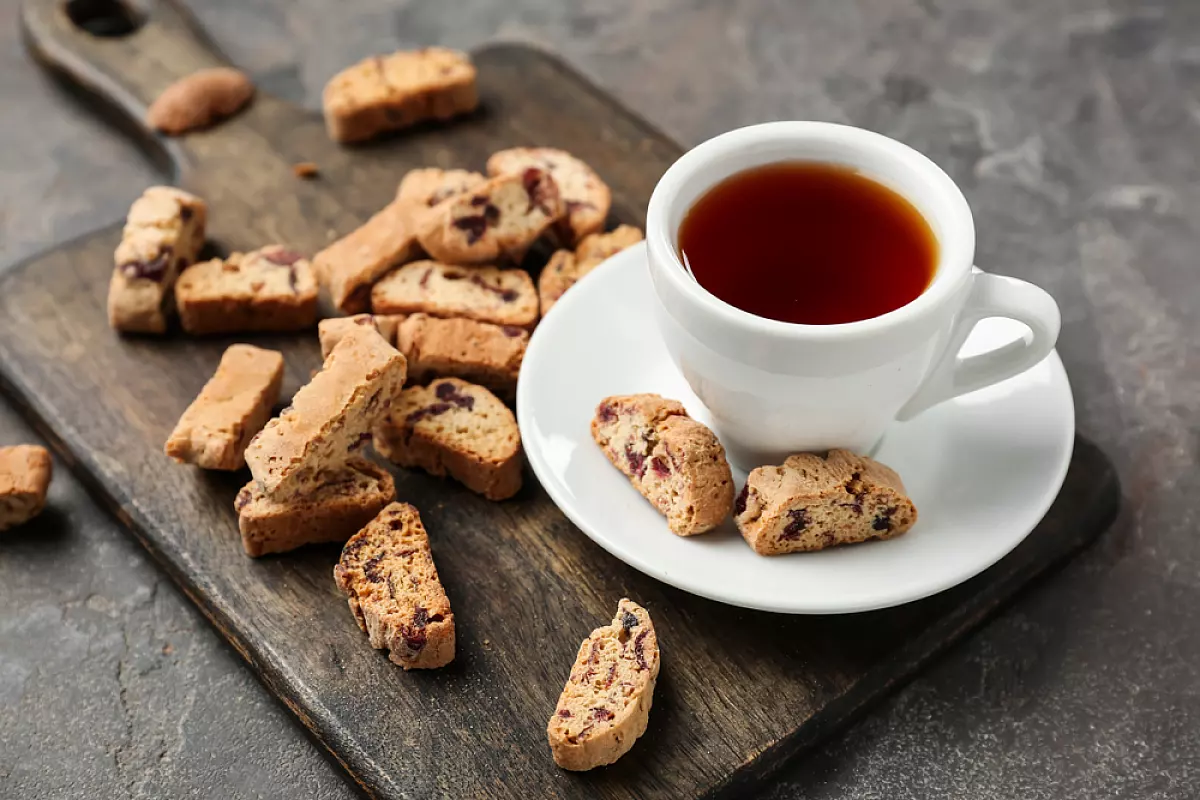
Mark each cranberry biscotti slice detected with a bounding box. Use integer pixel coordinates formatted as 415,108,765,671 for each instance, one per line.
0,445,53,532
244,326,406,499
395,313,527,401
734,449,918,555
334,503,455,669
164,344,285,470
548,598,660,771
374,378,522,501
175,245,318,334
108,186,207,334
322,48,478,144
236,456,395,557
370,260,538,329
539,225,644,314
416,169,563,265
487,147,611,245
591,394,735,535
318,313,406,358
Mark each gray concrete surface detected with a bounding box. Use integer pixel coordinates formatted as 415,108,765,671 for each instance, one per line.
1,0,1197,797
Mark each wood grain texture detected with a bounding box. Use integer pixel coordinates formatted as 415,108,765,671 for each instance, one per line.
1,2,1119,798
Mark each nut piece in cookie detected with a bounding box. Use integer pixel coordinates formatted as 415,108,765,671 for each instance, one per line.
734,449,917,555
374,378,522,501
591,394,735,535
540,225,644,314
175,245,318,334
416,170,564,265
487,147,612,245
334,503,455,669
322,48,478,144
244,326,406,499
0,445,53,532
395,313,528,401
108,186,208,334
547,598,659,771
165,344,285,471
146,68,254,135
318,314,406,359
371,260,538,330
236,457,395,557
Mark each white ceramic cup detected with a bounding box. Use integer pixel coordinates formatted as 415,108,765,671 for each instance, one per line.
646,121,1061,470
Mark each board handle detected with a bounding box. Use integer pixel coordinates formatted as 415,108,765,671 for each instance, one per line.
21,0,235,175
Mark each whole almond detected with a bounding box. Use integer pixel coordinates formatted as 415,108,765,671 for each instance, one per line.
146,67,254,136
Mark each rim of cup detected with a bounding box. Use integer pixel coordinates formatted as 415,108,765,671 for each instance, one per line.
645,121,977,340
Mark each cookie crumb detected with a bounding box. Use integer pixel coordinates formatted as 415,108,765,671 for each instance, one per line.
293,162,320,179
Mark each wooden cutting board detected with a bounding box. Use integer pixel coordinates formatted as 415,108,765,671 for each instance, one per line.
3,1,1119,798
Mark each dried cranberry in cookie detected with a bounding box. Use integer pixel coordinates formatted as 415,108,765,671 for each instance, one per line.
0,445,53,532
487,147,612,245
374,378,522,500
322,48,478,144
108,186,207,334
333,503,455,669
370,260,538,329
175,245,318,334
394,313,528,401
547,598,659,771
590,394,735,535
539,225,644,314
415,170,564,265
734,449,918,555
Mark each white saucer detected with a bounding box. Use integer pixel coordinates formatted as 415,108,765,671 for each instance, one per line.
517,243,1075,614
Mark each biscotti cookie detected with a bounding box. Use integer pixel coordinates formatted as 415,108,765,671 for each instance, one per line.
108,186,207,334
318,314,406,358
165,344,285,471
395,314,527,401
244,326,406,499
374,378,522,501
734,449,918,555
314,201,421,314
371,261,538,329
315,168,486,315
334,503,455,669
0,445,53,532
591,394,735,535
175,245,318,334
416,170,564,265
547,598,659,771
146,67,254,135
540,225,644,314
487,147,611,245
322,48,478,144
236,457,395,557
397,167,487,230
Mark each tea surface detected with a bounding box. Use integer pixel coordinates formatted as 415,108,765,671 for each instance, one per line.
678,162,937,325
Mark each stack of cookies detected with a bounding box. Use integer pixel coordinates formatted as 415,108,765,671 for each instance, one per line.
238,326,407,557
309,147,642,501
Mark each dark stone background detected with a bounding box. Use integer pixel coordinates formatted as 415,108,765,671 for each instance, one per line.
1,0,1196,797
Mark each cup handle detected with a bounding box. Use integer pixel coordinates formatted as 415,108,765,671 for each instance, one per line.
895,269,1061,421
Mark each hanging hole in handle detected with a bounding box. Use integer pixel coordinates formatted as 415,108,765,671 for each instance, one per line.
64,0,144,37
